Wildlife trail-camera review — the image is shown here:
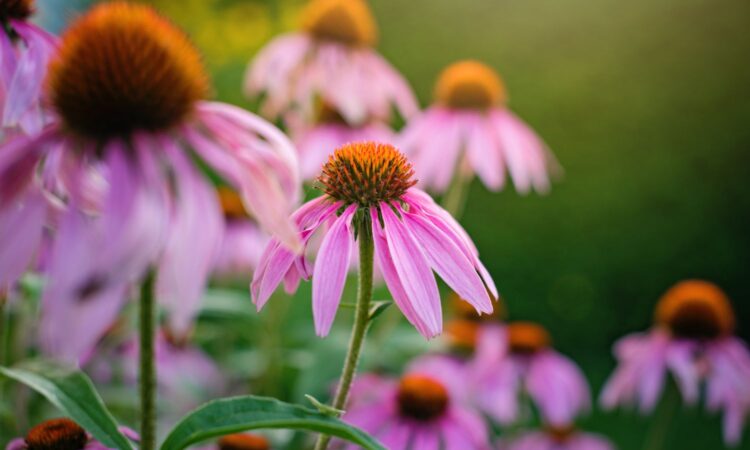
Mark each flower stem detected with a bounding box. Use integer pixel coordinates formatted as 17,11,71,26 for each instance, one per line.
313,218,375,450
643,382,679,450
441,172,471,219
139,272,157,450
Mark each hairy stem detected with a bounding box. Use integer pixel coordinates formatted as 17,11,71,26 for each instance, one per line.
139,272,157,450
314,218,375,450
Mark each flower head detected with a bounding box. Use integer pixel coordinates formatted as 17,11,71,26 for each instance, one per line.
0,1,299,364
399,59,560,195
217,434,270,450
339,360,489,450
318,141,416,206
470,323,590,427
600,279,750,446
6,418,137,450
499,427,614,450
253,141,496,338
300,0,376,47
0,0,57,134
48,1,208,138
245,0,416,126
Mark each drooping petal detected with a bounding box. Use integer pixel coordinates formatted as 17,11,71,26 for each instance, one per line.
527,350,591,426
155,139,223,336
0,186,45,288
379,205,442,337
401,207,492,314
466,114,505,191
312,205,355,336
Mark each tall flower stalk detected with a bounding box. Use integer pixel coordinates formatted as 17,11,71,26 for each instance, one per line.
139,272,156,450
314,213,374,450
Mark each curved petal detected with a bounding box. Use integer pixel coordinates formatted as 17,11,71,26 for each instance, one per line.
312,205,355,336
380,205,442,337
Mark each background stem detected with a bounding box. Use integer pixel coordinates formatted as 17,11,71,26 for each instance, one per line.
643,382,680,450
139,272,157,450
441,172,471,219
313,218,374,450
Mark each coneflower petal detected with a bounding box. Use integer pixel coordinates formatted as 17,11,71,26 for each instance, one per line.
467,114,505,191
401,209,492,315
371,208,432,338
0,188,44,288
156,143,223,336
312,205,355,336
380,205,441,337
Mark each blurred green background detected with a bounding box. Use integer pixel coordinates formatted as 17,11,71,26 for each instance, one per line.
30,0,750,449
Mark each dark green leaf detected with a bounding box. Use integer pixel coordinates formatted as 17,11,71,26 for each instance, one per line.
0,360,134,450
160,395,385,450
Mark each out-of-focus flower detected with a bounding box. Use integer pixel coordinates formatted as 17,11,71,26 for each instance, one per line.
400,60,560,195
210,434,271,450
286,104,395,181
5,418,139,450
0,0,57,134
245,0,417,127
471,322,590,427
338,357,489,450
0,2,300,364
213,186,270,279
497,426,614,450
252,142,497,338
600,280,750,446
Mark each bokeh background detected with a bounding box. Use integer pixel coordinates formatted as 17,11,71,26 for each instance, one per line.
25,0,750,449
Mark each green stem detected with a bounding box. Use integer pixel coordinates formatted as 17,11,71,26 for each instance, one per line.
441,172,471,219
313,217,375,450
139,272,157,450
643,382,679,450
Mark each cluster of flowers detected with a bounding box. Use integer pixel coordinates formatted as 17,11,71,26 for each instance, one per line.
0,0,748,449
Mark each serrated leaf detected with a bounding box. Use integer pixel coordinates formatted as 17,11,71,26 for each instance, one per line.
160,395,385,450
0,360,134,450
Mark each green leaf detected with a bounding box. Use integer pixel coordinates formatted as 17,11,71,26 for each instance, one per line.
160,395,385,450
0,360,134,450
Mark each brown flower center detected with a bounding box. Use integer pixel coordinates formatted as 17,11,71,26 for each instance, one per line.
217,186,249,221
300,0,377,47
217,433,270,450
318,142,416,207
434,60,506,110
1,0,33,22
445,319,480,351
397,374,449,421
25,418,88,450
507,322,551,355
48,2,209,139
546,425,576,444
655,280,735,340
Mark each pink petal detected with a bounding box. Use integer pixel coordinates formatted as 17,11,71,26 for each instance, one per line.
312,205,355,336
380,205,442,337
466,114,505,191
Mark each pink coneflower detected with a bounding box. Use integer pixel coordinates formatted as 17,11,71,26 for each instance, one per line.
0,2,300,363
600,280,750,446
213,187,270,279
245,0,417,127
498,426,614,450
471,322,590,427
252,141,496,338
339,359,490,450
0,0,57,134
6,418,138,450
400,60,559,195
286,105,395,182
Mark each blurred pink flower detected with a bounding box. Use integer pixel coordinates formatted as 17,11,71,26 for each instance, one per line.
212,186,271,279
338,357,490,450
0,0,57,135
6,418,138,450
600,280,750,446
400,60,560,195
252,142,496,338
286,107,395,182
0,2,300,364
471,322,590,427
497,427,614,450
245,0,417,127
